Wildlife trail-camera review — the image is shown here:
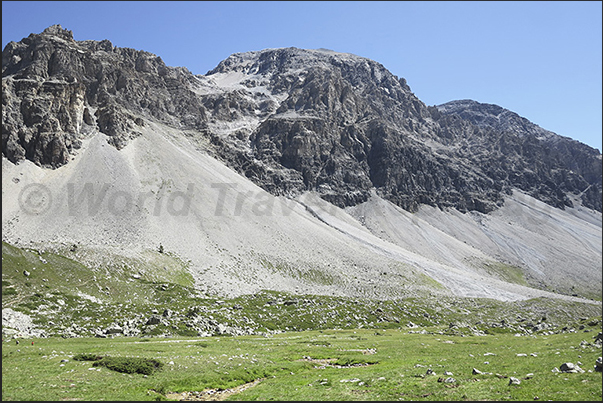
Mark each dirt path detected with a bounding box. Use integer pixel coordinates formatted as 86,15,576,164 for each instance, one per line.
165,378,263,401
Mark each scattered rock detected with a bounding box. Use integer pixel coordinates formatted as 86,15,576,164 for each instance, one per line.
105,325,123,334
146,315,162,325
594,357,602,373
340,378,361,383
559,362,584,373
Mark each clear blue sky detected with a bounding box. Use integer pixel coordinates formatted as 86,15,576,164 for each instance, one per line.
3,1,601,152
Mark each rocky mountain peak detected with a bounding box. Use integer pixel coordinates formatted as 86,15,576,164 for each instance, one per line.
207,47,411,96
437,99,556,140
2,26,208,167
432,99,602,211
210,47,373,74
198,46,440,208
40,24,75,42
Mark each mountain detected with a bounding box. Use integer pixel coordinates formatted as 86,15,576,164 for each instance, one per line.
435,99,602,211
2,25,207,164
2,25,602,309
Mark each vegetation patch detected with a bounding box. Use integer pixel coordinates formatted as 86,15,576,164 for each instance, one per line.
74,353,163,375
331,357,379,367
465,257,528,287
2,286,18,296
73,353,103,361
259,257,336,286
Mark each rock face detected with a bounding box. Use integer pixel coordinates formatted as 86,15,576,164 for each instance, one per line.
436,100,602,211
2,25,601,213
2,25,207,167
201,48,505,212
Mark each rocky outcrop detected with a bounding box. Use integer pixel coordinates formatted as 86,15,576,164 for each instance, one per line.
435,100,602,211
2,24,207,167
3,27,601,213
2,308,46,338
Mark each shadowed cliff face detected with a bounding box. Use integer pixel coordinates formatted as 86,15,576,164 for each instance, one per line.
202,47,602,213
2,25,207,167
434,100,602,212
2,25,601,213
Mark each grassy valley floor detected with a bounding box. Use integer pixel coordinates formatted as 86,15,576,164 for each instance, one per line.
2,327,602,401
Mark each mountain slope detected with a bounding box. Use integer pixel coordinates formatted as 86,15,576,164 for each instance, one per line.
3,121,601,302
2,25,601,304
197,47,602,213
436,99,602,211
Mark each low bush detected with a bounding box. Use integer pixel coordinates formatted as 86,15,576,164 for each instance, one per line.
73,353,163,375
94,356,163,375
2,288,18,296
73,353,102,361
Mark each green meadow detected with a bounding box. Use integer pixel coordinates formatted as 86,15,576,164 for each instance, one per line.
2,326,602,401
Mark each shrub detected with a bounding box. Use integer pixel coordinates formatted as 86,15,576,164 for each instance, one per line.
73,354,163,375
73,353,103,361
176,328,199,337
2,288,17,296
94,357,163,375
